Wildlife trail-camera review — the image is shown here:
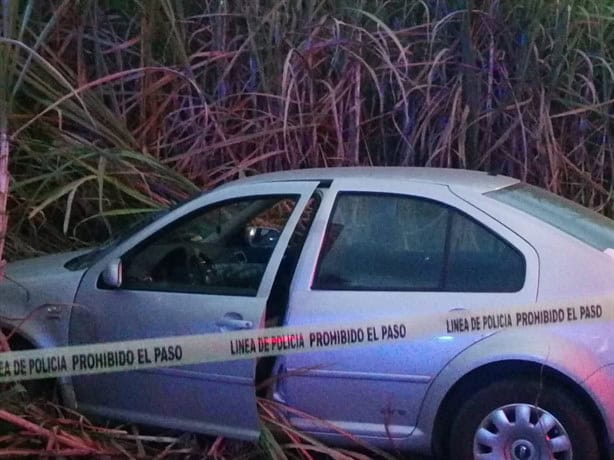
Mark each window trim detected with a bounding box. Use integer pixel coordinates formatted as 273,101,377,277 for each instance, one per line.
311,191,526,293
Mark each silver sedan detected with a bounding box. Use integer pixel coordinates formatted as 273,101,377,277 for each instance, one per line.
2,167,614,460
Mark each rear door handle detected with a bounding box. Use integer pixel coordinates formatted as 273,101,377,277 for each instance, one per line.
216,314,253,330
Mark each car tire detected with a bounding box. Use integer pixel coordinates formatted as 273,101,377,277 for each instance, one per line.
7,333,56,401
449,377,600,460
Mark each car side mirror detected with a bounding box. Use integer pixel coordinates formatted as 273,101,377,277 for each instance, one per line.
101,259,123,288
245,226,281,248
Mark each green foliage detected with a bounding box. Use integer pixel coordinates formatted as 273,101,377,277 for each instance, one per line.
1,0,613,258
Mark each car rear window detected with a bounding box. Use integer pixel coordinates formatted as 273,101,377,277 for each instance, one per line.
487,183,614,251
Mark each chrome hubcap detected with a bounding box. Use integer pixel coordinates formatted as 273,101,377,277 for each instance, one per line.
473,403,572,460
511,439,535,460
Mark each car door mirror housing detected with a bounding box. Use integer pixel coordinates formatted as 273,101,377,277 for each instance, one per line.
101,259,123,288
245,226,281,248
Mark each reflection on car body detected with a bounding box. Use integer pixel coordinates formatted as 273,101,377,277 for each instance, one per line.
2,167,614,460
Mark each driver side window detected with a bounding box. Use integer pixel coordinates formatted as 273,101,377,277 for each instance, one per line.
121,195,298,296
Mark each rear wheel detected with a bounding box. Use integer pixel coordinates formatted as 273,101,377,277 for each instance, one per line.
449,378,600,460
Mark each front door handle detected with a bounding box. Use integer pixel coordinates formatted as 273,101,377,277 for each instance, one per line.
216,314,253,330
46,305,62,319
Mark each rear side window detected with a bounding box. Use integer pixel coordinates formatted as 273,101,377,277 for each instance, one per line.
313,193,525,292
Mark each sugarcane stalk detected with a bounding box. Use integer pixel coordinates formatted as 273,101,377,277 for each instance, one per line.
0,125,8,280
0,0,10,279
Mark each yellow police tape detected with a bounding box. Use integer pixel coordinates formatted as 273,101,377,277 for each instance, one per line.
0,296,611,382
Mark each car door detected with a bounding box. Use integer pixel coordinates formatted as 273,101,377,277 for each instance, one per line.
69,180,318,440
275,178,539,441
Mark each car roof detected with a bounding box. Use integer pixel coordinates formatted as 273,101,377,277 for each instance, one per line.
231,167,519,194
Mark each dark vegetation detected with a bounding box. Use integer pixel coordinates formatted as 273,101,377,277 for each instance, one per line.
0,0,613,458
1,0,613,261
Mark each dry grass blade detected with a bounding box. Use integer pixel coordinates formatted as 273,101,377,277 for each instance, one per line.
0,391,246,459
259,398,399,460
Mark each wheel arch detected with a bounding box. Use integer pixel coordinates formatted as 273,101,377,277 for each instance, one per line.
431,359,608,458
0,323,39,350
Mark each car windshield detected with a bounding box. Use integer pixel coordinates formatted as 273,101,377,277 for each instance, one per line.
64,209,169,270
487,183,614,251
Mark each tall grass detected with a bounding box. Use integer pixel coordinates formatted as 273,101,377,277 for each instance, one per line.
0,0,19,275
1,0,613,259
